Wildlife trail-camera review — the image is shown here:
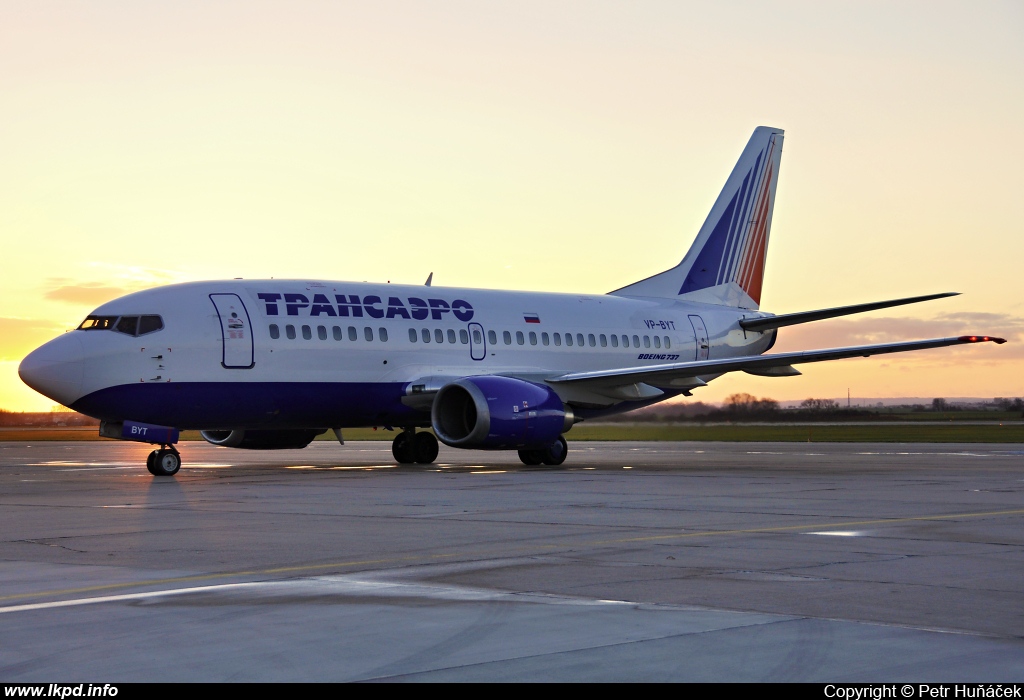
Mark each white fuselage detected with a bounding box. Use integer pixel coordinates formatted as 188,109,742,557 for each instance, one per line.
20,280,775,430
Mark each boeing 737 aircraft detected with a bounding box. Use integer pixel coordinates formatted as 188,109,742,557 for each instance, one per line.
19,127,1004,475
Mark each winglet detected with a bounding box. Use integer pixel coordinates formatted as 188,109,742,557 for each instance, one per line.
425,272,433,287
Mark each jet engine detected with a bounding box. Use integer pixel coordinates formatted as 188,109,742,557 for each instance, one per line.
431,376,574,449
199,429,324,450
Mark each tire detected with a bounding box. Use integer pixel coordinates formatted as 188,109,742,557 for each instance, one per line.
392,432,416,464
146,450,160,475
518,449,544,466
412,431,439,464
541,436,568,466
151,449,181,476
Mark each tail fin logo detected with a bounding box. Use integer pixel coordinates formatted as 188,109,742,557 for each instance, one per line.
678,134,780,305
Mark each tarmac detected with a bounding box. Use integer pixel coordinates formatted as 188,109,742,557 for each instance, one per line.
0,440,1022,681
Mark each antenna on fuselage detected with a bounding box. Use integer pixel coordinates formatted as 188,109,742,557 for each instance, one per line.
425,272,433,286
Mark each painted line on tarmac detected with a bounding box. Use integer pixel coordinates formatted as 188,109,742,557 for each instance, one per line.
589,508,1024,546
1,507,1022,608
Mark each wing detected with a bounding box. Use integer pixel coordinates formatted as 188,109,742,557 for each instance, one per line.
547,335,1005,392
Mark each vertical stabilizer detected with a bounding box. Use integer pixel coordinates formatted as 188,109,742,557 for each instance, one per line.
610,127,784,309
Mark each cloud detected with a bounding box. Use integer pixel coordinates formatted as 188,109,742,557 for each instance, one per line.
772,313,1024,361
44,283,133,305
42,265,185,307
0,318,66,361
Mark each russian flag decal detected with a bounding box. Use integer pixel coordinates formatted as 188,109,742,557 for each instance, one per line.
524,313,540,324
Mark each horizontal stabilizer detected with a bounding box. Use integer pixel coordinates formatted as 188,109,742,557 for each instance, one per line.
548,335,1005,391
739,292,960,333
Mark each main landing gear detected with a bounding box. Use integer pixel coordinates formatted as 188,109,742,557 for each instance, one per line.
518,436,568,466
146,445,181,476
392,430,439,465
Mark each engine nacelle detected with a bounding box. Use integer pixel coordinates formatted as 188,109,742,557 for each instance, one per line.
199,429,323,450
431,376,573,450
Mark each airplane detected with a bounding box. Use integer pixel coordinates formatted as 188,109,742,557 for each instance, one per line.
18,126,1005,476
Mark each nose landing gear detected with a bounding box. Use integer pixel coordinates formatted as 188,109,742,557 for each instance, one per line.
146,445,181,476
392,430,439,465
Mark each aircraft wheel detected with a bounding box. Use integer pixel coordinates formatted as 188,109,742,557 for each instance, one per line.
541,436,568,466
151,449,181,476
392,431,416,464
412,431,439,464
518,449,544,466
146,450,160,475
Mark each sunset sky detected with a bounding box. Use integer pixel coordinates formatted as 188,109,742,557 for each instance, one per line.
1,1,1022,411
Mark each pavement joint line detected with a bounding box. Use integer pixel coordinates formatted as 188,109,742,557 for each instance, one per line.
2,507,1022,606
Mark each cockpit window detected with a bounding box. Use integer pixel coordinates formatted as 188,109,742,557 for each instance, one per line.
115,316,139,336
77,316,119,330
77,314,164,336
138,315,164,335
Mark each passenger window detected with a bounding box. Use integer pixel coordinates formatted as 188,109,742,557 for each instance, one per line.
487,330,497,345
114,316,139,336
632,335,640,347
269,324,280,340
286,325,296,340
138,315,164,335
318,326,327,340
348,326,357,341
422,328,431,343
577,333,585,347
333,326,343,341
554,333,562,346
542,332,550,346
379,328,388,342
622,334,630,348
600,334,607,347
364,327,373,341
565,333,573,347
409,328,418,342
653,336,661,349
472,329,482,344
447,329,457,344
664,336,671,349
588,334,596,347
302,325,312,340
610,334,618,348
643,335,651,348
529,331,537,345
516,331,525,345
460,329,469,344
503,331,512,345
433,329,442,344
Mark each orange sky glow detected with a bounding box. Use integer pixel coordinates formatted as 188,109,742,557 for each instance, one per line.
1,1,1022,411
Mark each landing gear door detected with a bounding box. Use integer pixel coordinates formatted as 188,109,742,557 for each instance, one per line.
210,294,255,369
468,322,486,361
688,315,710,361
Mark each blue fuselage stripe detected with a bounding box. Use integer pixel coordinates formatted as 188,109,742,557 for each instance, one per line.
72,382,420,430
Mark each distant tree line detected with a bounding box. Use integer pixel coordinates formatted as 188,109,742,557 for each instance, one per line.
0,409,99,427
601,394,1024,423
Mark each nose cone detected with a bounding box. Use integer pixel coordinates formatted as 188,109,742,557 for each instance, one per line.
19,333,85,406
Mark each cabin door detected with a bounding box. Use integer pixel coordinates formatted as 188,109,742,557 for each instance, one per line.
210,293,255,369
688,315,710,361
468,322,486,361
